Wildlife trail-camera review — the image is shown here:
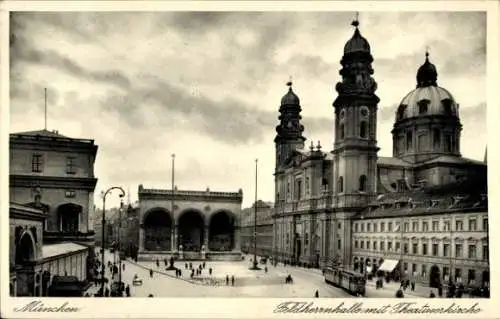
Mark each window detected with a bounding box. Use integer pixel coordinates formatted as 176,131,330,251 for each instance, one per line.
361,223,364,232
373,241,378,250
483,245,489,261
419,102,428,114
432,221,439,231
455,244,463,258
469,219,477,231
395,242,400,252
305,177,310,195
367,223,371,232
337,239,341,250
366,241,370,250
468,245,477,258
339,123,345,139
455,268,462,282
360,241,364,249
373,223,377,232
422,222,429,232
442,99,453,115
388,222,393,231
468,270,476,285
412,222,418,232
65,190,76,198
380,241,385,251
412,263,417,275
380,223,385,232
296,180,302,200
443,244,450,257
422,243,428,255
433,129,441,148
397,105,407,121
412,243,418,254
432,243,438,256
338,222,342,230
445,135,452,152
406,131,413,151
421,264,427,277
355,240,359,249
360,121,368,138
66,157,76,174
287,183,290,198
359,175,367,192
388,242,393,251
443,220,450,231
354,223,358,232
455,220,463,231
404,243,409,254
403,262,408,271
32,154,43,173
337,177,344,193
404,222,409,232
483,218,488,231
443,267,449,280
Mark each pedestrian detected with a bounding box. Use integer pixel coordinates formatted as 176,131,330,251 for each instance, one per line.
314,290,319,298
125,284,130,297
189,262,193,269
231,275,235,286
265,266,268,273
185,263,188,269
150,269,153,278
226,275,229,285
164,258,168,266
179,269,182,277
203,261,206,269
429,291,436,298
122,263,125,271
411,281,415,291
209,268,212,275
156,259,159,268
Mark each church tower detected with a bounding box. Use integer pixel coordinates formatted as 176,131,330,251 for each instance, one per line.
332,17,380,266
274,81,306,202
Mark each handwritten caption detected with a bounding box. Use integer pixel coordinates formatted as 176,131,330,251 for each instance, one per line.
274,301,482,315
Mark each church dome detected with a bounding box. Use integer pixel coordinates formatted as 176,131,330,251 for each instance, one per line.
395,52,459,122
343,20,371,54
281,81,300,106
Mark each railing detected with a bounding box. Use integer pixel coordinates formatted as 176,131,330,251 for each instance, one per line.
275,195,333,214
140,188,242,197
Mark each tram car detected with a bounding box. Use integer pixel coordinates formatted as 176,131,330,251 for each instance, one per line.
324,267,366,296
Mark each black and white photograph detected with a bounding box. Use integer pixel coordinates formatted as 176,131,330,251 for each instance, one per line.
2,1,499,318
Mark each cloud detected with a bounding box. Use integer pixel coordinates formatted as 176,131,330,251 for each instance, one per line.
9,11,487,207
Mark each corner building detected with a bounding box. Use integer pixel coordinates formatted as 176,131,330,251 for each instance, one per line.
272,20,489,289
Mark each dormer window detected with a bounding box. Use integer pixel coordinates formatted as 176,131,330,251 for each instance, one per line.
418,99,430,114
441,99,453,116
397,105,407,121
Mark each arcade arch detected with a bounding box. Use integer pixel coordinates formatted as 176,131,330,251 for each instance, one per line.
143,208,172,251
209,210,235,251
15,232,36,264
178,209,204,251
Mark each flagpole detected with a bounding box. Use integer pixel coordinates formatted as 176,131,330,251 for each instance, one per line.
250,158,260,270
44,88,47,130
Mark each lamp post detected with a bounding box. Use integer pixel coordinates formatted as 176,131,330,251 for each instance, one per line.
250,159,261,270
118,200,124,292
171,154,175,252
100,186,126,296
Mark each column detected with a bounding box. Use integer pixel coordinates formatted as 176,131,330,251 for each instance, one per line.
203,225,209,250
233,226,241,251
171,225,177,251
138,227,144,253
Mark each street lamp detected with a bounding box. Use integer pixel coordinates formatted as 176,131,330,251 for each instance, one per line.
100,186,126,296
250,159,261,270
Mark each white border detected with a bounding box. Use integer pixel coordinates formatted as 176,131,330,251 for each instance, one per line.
1,1,499,318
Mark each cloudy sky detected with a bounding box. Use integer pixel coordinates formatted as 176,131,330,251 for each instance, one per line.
9,11,486,208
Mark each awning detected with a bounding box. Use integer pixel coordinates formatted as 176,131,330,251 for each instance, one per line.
378,259,399,272
366,266,373,273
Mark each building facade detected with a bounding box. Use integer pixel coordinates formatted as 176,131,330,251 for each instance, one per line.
9,129,99,296
137,185,243,261
272,19,489,289
240,200,274,256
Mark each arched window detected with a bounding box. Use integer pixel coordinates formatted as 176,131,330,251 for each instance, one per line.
338,177,344,193
360,121,368,138
406,131,413,151
359,175,367,192
433,129,441,148
397,105,407,120
339,123,345,139
441,99,453,116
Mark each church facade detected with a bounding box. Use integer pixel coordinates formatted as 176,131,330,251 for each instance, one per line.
137,185,243,261
272,19,488,289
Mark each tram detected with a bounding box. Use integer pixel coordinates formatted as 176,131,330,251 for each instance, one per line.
324,266,366,296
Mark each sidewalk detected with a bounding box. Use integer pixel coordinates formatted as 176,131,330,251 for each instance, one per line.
365,279,437,298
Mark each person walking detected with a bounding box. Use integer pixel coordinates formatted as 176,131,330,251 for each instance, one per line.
314,290,319,298
209,268,212,276
125,284,130,297
231,275,235,286
265,266,268,273
150,269,153,278
226,275,229,286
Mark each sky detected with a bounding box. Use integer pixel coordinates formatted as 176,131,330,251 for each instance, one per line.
9,11,487,209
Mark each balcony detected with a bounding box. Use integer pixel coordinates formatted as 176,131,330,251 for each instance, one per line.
43,230,95,243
